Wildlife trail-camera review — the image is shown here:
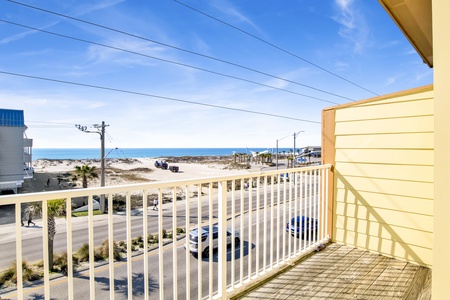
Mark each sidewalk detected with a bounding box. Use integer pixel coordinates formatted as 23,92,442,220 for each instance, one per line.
0,207,156,244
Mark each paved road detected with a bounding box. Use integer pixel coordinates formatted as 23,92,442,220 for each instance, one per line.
0,168,322,298
1,201,321,299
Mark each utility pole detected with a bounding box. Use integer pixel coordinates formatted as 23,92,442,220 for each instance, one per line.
75,121,109,212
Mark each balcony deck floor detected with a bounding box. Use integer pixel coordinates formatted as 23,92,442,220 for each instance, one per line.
236,243,431,300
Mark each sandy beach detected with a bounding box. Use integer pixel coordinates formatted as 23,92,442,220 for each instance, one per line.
31,156,271,189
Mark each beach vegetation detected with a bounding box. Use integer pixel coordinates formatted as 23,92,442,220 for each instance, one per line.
0,260,41,287
72,210,103,217
176,227,185,234
26,199,68,271
0,228,184,286
72,164,98,188
96,240,121,261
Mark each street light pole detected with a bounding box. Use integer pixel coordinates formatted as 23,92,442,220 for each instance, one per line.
293,130,305,168
276,139,279,170
276,133,291,170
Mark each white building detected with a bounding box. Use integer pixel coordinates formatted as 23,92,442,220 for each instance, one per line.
0,109,33,194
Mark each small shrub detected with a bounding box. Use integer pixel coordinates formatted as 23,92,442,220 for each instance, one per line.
0,265,15,286
95,240,121,262
0,260,40,286
162,229,168,239
53,252,68,274
176,228,185,234
76,243,90,262
152,234,159,244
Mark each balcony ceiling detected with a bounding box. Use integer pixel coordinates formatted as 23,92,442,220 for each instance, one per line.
379,0,433,67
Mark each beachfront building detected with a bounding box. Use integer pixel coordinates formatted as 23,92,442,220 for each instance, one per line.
0,108,33,194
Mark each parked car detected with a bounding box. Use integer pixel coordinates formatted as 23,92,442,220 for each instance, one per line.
286,216,318,238
154,160,168,169
186,226,239,258
169,165,179,172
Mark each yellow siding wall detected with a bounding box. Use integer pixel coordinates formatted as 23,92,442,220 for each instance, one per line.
333,86,433,267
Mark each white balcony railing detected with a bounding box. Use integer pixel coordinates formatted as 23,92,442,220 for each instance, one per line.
0,164,331,299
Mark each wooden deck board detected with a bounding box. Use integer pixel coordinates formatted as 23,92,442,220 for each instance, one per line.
235,243,431,300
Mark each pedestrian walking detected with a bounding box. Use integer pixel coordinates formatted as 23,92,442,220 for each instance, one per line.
244,182,249,190
27,211,35,227
153,199,159,210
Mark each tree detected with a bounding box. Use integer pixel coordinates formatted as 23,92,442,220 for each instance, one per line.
287,154,294,168
72,164,98,188
26,199,68,271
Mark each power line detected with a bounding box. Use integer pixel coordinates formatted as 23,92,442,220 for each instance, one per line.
174,0,379,97
26,120,75,125
7,0,356,102
1,19,339,105
0,119,74,128
0,70,321,124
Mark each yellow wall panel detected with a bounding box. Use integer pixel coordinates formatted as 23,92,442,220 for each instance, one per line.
354,90,434,107
335,189,433,215
335,175,433,199
335,115,433,135
335,132,433,149
335,98,433,121
335,216,432,248
335,203,433,232
335,149,433,165
335,162,434,182
330,85,434,267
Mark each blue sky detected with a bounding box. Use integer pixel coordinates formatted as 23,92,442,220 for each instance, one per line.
0,0,433,149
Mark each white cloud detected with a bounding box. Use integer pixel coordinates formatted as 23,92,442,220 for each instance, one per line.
0,29,34,45
73,0,126,16
385,75,399,86
83,36,168,67
0,20,61,45
334,60,350,70
333,0,371,54
211,2,264,36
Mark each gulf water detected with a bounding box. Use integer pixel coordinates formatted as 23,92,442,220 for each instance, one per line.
32,148,292,160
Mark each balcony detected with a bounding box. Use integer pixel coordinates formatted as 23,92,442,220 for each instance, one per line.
0,165,429,299
0,165,333,299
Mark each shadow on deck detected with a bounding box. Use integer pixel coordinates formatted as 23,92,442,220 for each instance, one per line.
234,243,431,299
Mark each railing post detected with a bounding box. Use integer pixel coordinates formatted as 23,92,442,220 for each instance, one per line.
218,180,228,299
15,202,23,300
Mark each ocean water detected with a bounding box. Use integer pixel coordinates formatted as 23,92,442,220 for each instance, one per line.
32,148,292,160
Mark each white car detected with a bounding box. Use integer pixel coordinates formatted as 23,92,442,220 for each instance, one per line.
186,226,239,258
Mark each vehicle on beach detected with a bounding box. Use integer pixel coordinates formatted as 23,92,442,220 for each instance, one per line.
286,216,318,238
186,226,240,258
154,160,168,169
169,165,179,172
